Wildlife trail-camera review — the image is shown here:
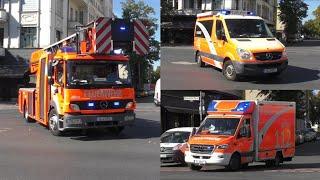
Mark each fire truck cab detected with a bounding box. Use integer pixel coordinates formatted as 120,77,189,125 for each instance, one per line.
194,10,288,81
185,100,295,171
18,17,149,136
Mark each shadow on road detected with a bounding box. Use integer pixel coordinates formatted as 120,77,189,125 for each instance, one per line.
240,65,319,84
201,163,320,173
295,141,320,156
65,118,160,141
286,40,320,47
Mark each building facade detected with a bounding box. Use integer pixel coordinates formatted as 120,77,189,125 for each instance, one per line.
0,0,112,49
162,0,277,45
161,90,243,132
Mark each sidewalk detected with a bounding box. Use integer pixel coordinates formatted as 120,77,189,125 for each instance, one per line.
0,101,18,110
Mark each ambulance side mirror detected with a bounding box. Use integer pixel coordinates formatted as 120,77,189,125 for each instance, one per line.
239,127,248,138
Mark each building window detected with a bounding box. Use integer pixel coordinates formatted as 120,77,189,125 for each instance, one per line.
56,30,61,42
21,0,39,12
20,27,37,48
174,0,178,10
70,8,73,21
75,11,78,22
0,28,3,47
79,11,84,24
189,0,194,9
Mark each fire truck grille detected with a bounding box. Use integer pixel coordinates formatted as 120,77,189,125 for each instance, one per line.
190,145,215,154
254,52,282,61
72,99,131,110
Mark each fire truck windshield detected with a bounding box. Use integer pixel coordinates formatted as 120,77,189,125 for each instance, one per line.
225,19,274,38
66,60,132,89
196,118,240,136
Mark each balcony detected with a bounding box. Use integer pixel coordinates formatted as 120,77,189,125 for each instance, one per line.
174,9,203,16
0,9,7,23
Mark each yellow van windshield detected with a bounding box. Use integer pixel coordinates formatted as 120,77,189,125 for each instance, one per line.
225,19,274,38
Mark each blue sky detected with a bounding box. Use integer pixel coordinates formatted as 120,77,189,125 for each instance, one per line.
302,0,319,23
113,0,160,70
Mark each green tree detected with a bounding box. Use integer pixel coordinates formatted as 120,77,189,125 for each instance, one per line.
303,6,320,37
279,0,308,41
150,66,160,84
161,0,174,22
258,90,305,119
121,0,160,89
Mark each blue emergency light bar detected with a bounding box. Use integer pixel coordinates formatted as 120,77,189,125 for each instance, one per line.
231,101,251,112
207,101,218,112
217,9,255,16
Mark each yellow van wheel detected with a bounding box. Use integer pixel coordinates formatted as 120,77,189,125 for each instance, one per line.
223,61,238,81
196,53,205,67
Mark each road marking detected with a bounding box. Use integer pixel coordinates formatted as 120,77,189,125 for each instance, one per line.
171,61,197,65
0,128,12,133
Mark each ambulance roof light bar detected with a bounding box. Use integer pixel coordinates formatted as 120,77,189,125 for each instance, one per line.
197,10,256,18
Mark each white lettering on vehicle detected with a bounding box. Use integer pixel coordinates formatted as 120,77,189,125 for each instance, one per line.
84,89,123,98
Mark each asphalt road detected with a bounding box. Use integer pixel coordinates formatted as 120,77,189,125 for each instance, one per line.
161,140,320,180
161,40,320,90
0,97,160,180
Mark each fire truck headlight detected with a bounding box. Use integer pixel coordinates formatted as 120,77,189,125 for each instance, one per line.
237,48,252,60
125,102,134,109
217,144,229,149
70,104,80,111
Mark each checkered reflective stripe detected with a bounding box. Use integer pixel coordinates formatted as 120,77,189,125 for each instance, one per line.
133,19,149,56
94,17,112,54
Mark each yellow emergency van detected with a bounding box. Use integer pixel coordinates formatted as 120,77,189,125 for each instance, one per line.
194,10,288,81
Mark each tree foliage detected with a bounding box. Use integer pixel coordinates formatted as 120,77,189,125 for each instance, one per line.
121,0,160,89
161,0,174,22
279,0,308,38
258,90,306,119
303,6,320,37
150,66,160,84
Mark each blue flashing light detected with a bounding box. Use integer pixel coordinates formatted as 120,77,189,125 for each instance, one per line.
120,26,126,31
88,102,95,107
207,101,218,112
232,102,251,112
60,46,76,53
113,102,120,106
219,9,231,15
247,11,255,16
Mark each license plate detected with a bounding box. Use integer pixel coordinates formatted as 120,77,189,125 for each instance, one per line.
194,159,206,165
263,68,277,73
160,154,167,158
97,117,112,122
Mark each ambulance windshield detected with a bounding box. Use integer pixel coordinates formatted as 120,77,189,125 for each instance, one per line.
66,60,132,89
196,118,240,136
225,19,274,38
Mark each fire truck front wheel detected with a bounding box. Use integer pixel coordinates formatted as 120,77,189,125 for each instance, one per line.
189,164,202,171
223,60,238,81
49,109,63,136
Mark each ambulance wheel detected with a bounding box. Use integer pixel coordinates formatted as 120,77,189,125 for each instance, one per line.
228,153,241,171
274,152,283,167
189,164,202,171
223,60,238,81
241,163,249,169
23,103,34,123
48,109,63,136
196,53,205,67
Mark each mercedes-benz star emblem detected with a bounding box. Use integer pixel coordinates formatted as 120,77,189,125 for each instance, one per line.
100,101,108,109
265,53,273,60
160,147,165,152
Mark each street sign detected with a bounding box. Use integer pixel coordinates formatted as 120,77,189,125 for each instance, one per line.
183,96,200,101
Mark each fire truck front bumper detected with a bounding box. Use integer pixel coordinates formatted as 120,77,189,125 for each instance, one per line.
185,151,232,166
61,111,135,130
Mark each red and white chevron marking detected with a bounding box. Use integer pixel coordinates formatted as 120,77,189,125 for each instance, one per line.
134,20,149,56
95,17,112,54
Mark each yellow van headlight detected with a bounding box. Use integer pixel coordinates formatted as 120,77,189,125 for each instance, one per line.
282,49,288,58
237,48,253,60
